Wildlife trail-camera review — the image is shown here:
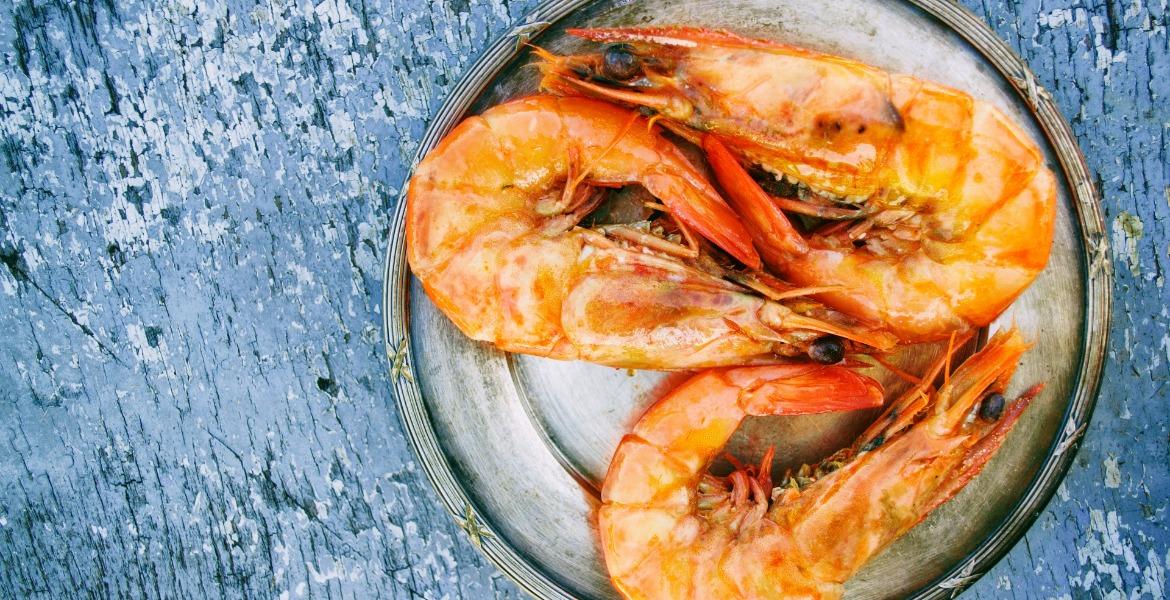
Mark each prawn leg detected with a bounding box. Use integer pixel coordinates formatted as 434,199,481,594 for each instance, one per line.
702,134,808,262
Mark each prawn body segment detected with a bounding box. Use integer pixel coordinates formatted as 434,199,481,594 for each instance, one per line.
600,364,883,598
599,328,1041,598
539,28,1058,342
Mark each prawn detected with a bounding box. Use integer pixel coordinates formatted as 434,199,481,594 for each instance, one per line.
599,327,1041,598
538,27,1057,342
406,95,897,368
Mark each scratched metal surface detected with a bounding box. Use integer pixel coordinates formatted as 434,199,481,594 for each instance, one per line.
0,2,1164,600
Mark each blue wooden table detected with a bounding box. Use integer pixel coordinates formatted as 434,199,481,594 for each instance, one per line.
0,0,1165,597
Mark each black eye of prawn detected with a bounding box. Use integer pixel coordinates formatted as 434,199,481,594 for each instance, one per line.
978,392,1006,421
808,336,846,365
601,44,640,81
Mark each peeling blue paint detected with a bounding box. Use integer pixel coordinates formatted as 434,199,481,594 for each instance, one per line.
0,0,1165,598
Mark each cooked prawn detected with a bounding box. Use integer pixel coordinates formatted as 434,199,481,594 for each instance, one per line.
538,27,1057,342
599,327,1041,598
406,95,897,368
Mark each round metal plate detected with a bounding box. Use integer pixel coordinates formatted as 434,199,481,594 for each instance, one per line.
382,1,1111,598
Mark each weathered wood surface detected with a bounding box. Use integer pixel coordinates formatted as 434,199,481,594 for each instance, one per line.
0,0,1165,598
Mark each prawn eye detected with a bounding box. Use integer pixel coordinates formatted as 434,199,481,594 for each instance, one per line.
978,392,1006,421
808,336,845,364
602,44,640,81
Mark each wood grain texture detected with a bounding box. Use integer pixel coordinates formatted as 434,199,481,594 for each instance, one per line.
0,0,1164,598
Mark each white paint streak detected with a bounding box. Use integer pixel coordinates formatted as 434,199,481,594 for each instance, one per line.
187,209,231,243
1075,509,1156,595
1112,212,1145,276
126,323,165,363
328,112,357,150
1038,7,1087,29
1104,456,1122,488
287,262,315,295
1090,15,1131,81
1141,548,1167,598
0,272,16,297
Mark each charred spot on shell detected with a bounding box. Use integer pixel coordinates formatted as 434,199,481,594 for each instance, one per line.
978,392,1006,421
815,461,844,478
601,43,641,81
751,167,803,199
582,185,656,226
884,99,906,131
860,434,885,453
809,335,846,364
813,99,903,139
814,116,843,136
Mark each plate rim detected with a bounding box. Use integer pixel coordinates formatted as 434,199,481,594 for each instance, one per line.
381,1,1112,597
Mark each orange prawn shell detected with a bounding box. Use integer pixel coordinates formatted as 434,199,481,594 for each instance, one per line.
405,95,888,369
542,27,1059,342
598,364,885,599
596,329,1040,599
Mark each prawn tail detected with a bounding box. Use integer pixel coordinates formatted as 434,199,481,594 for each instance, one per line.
703,134,810,261
640,171,763,270
726,363,885,416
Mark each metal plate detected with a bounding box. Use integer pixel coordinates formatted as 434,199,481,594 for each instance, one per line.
382,1,1110,598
